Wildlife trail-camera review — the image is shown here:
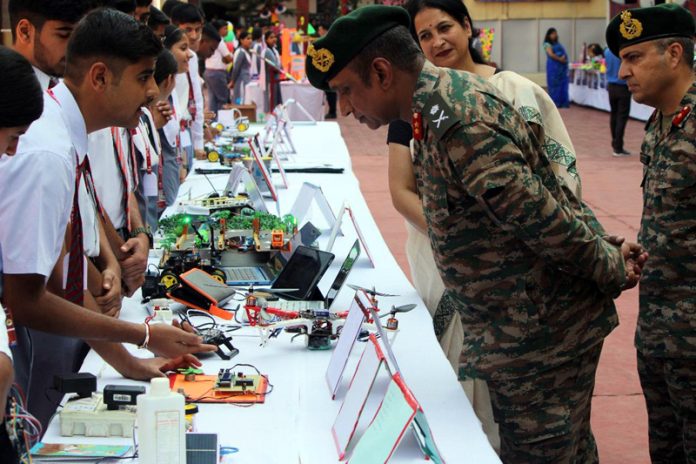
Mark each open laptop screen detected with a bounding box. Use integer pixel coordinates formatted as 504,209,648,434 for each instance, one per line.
272,246,334,300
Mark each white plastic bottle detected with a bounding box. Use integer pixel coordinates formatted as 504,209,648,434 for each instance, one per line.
136,377,186,464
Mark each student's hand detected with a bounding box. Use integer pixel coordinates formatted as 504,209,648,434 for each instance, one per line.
96,268,122,317
146,323,217,358
194,149,207,160
151,101,173,129
179,166,188,183
121,354,202,380
119,235,149,296
204,111,216,123
228,80,235,89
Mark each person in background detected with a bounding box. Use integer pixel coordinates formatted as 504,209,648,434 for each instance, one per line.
102,0,136,16
250,27,264,78
604,45,632,157
318,21,337,119
161,0,181,17
587,43,604,62
606,5,696,461
147,6,170,40
543,27,570,108
9,0,92,89
0,44,43,464
161,24,192,207
230,30,252,105
205,21,233,113
135,0,152,23
264,29,283,111
170,3,205,163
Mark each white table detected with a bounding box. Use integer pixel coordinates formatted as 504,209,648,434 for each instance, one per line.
280,81,325,122
42,122,500,463
569,68,654,121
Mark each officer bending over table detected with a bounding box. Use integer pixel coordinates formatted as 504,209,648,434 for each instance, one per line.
306,6,648,463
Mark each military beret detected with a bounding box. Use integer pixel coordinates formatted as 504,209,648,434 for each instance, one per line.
305,5,410,91
606,4,695,56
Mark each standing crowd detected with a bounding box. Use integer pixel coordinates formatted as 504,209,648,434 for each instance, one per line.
0,0,694,463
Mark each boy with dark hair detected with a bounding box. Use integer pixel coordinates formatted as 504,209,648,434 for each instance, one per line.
9,0,93,85
161,0,182,17
1,8,214,429
0,46,43,462
101,0,136,16
135,0,152,23
171,3,205,162
147,6,170,39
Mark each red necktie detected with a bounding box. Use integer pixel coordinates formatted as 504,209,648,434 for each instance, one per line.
65,157,86,306
186,71,197,121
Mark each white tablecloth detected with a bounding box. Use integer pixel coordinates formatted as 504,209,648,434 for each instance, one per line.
569,68,654,121
42,123,500,463
280,81,325,122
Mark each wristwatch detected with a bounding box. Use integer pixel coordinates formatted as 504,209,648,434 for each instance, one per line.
131,226,153,248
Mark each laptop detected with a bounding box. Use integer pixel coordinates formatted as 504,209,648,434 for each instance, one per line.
222,223,322,286
274,240,361,310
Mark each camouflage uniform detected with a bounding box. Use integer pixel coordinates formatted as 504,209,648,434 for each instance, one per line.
636,83,696,464
412,61,626,463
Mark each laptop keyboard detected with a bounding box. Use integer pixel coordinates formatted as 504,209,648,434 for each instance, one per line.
275,300,325,311
225,267,265,282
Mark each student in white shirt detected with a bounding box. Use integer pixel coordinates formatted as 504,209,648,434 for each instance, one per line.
9,0,93,89
171,4,205,165
162,25,193,205
204,21,232,113
0,47,43,463
2,9,214,428
231,30,253,105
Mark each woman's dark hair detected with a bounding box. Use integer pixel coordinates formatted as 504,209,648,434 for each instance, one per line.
544,28,558,44
153,48,178,84
148,6,170,28
237,30,250,41
588,43,604,58
212,19,227,31
0,46,43,128
163,23,184,49
404,0,486,65
251,27,262,41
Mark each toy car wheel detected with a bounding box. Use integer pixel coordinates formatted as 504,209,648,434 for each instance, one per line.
159,270,180,290
207,150,220,163
211,268,227,285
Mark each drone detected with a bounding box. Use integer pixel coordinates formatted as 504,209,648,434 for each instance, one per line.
239,285,416,350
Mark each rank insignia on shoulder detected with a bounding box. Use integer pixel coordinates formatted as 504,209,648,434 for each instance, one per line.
412,112,423,141
423,93,458,140
672,106,691,128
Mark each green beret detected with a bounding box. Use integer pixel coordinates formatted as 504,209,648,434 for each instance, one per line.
305,5,410,91
606,4,695,56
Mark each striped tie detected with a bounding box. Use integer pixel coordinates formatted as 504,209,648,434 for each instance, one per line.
64,158,86,306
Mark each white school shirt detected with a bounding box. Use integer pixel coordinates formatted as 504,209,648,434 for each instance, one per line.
0,304,11,362
205,40,232,71
165,87,186,149
134,107,161,171
174,53,204,150
88,127,134,230
32,66,52,91
0,83,94,287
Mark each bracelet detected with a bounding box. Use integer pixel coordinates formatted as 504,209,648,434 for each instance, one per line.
137,321,150,349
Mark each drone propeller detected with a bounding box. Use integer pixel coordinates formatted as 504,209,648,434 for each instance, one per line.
380,304,417,317
232,286,299,298
347,284,398,298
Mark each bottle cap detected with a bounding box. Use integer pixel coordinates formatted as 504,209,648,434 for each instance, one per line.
150,377,170,396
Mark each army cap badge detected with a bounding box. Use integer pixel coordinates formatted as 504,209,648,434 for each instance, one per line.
606,3,695,56
305,5,410,91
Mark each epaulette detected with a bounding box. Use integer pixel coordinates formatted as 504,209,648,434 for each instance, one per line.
422,92,459,141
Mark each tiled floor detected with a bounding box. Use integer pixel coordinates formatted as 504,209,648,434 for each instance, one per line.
336,104,651,463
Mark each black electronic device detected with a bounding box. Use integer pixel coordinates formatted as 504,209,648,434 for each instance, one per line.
141,268,165,302
271,246,335,300
53,373,97,399
198,328,239,360
103,385,145,410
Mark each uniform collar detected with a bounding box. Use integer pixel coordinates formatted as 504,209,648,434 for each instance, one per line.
51,83,89,158
32,66,52,91
411,60,440,114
